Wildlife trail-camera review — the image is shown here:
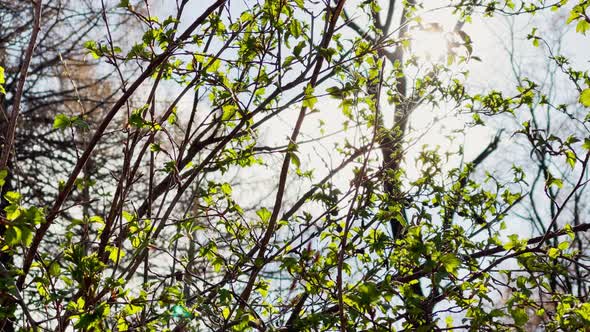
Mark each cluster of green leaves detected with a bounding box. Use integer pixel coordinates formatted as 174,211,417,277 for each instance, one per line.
1,191,43,249
53,114,90,131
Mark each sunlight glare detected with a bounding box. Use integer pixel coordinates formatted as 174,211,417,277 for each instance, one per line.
410,24,451,62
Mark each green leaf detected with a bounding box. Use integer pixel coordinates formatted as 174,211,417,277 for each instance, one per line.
0,169,7,188
150,143,161,152
445,315,453,327
256,208,271,223
576,19,590,34
565,150,576,169
83,40,102,59
129,107,148,128
222,104,237,121
511,307,528,326
117,318,129,332
5,225,32,246
545,173,563,189
72,117,89,130
222,307,230,319
326,86,343,98
290,152,301,168
167,109,177,125
53,114,71,130
293,41,306,57
0,66,5,95
5,225,22,245
472,113,484,125
106,245,125,263
89,216,104,224
303,84,317,109
577,303,590,322
503,234,526,251
558,241,570,251
580,89,590,107
207,58,221,73
548,247,559,259
355,282,380,306
220,183,232,196
4,191,20,204
49,262,61,276
564,223,575,240
440,254,461,276
240,11,253,22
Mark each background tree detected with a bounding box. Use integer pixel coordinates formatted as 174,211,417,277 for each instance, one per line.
0,0,128,330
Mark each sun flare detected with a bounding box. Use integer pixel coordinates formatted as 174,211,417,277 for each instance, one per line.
410,24,451,62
